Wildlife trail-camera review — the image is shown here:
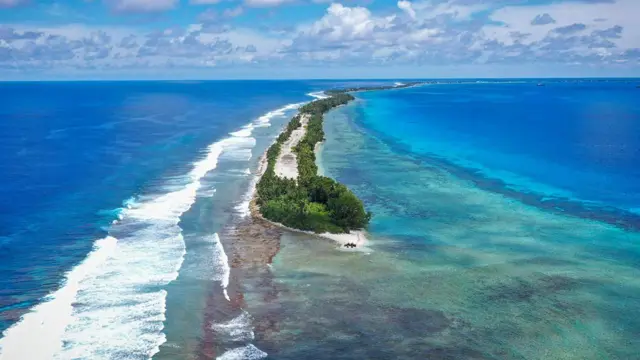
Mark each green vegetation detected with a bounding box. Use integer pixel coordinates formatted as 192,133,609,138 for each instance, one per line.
324,82,423,95
256,92,371,234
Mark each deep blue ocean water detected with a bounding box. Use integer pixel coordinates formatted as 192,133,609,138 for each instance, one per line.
0,79,396,359
0,80,335,358
0,81,305,315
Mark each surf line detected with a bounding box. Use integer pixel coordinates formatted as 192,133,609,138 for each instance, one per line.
197,101,307,360
0,101,300,360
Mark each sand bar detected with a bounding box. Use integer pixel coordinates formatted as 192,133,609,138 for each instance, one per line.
274,114,309,180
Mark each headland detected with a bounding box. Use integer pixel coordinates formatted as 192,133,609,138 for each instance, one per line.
249,82,422,248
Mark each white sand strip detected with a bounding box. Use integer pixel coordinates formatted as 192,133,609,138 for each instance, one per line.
252,208,370,251
274,114,309,180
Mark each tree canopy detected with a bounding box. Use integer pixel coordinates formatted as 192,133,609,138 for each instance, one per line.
255,92,371,234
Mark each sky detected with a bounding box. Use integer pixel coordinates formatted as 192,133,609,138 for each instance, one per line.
1,0,639,79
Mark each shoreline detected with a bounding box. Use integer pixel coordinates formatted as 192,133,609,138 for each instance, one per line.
274,114,309,180
249,84,429,250
249,196,369,250
249,99,369,250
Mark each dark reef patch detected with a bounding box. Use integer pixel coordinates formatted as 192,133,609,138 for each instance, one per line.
402,344,488,360
483,274,586,304
511,256,581,267
382,306,452,335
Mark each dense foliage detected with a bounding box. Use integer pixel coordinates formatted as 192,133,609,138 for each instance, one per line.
256,92,371,234
324,82,423,95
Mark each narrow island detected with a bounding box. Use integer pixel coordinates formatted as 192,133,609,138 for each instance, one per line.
250,82,421,248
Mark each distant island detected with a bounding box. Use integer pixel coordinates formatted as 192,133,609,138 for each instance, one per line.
251,82,422,247
324,81,424,95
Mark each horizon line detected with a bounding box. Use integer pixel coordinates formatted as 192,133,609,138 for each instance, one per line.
2,76,640,82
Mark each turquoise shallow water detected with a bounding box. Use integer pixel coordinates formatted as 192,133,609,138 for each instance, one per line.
244,89,640,359
356,83,640,225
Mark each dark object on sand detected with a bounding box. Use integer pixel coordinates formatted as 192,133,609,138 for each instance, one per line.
344,243,357,248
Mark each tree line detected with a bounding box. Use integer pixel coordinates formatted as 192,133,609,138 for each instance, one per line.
324,82,423,95
256,93,371,234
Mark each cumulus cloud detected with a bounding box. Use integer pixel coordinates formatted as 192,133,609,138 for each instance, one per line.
2,0,640,75
531,13,556,26
283,2,480,65
412,0,489,22
298,3,388,43
553,23,587,35
119,34,138,48
593,25,622,38
397,0,416,20
277,1,640,68
0,27,43,41
0,22,272,73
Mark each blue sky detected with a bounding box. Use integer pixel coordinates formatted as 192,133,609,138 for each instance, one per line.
1,0,639,79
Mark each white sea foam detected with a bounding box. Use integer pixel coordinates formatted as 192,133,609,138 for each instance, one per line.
0,236,118,360
234,172,259,218
307,91,329,100
0,136,227,359
222,142,255,162
123,196,136,209
254,102,303,127
209,233,231,301
0,101,306,359
212,311,255,345
200,188,217,198
217,344,268,360
230,100,315,217
51,138,232,358
230,126,254,138
52,131,263,358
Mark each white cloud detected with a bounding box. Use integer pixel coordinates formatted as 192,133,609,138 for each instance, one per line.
304,3,389,42
412,0,489,21
1,0,639,76
398,0,416,20
0,22,277,72
487,0,640,50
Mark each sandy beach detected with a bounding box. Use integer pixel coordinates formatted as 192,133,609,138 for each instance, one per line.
250,110,369,249
274,114,308,179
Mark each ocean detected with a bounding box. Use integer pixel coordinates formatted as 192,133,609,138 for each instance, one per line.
355,81,640,226
2,79,640,360
0,80,344,359
248,80,640,359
